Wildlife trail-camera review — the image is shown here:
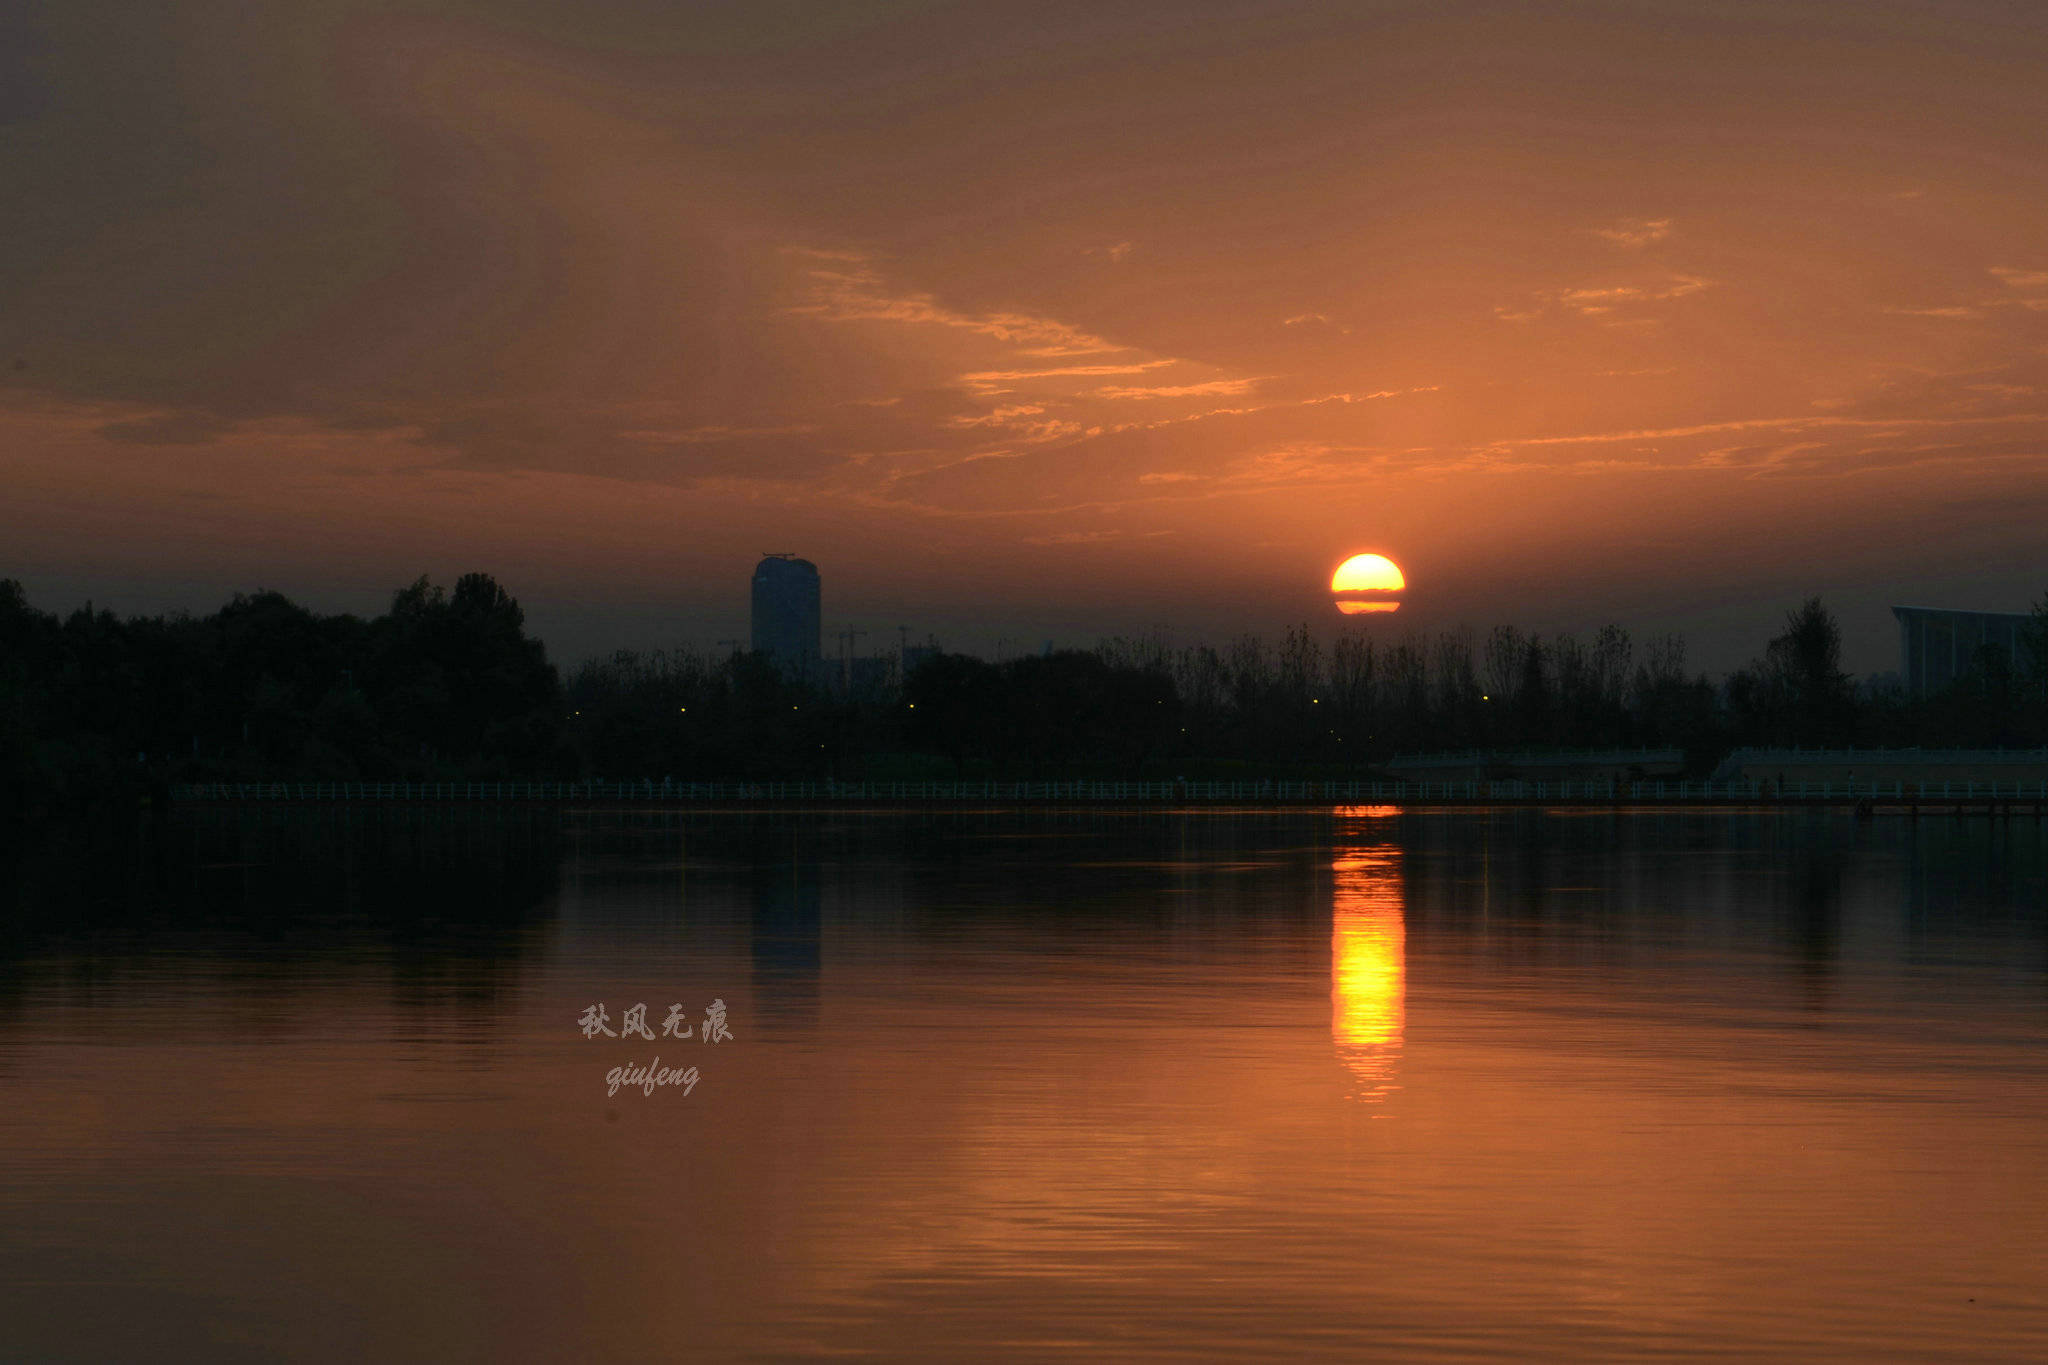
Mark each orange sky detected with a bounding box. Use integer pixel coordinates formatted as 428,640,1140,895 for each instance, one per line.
3,1,2045,669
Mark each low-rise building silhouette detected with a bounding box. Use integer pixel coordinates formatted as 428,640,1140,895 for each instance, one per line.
1892,606,2031,694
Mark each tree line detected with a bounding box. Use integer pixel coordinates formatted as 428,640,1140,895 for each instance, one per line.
1,574,565,816
4,575,2046,815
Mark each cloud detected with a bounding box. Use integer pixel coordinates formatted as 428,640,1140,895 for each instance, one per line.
1695,440,1828,469
1085,241,1135,263
1021,527,1171,545
1065,384,1441,441
957,360,1176,394
1991,267,2048,291
947,404,1046,428
946,405,1084,443
1504,275,1712,321
788,254,1125,357
1302,387,1441,404
1488,410,2048,452
1281,311,1354,335
616,423,821,444
1094,379,1263,400
1557,275,1711,315
1590,218,1673,248
1885,305,1981,320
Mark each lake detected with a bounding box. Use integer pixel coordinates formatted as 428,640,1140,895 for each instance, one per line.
2,806,2046,1361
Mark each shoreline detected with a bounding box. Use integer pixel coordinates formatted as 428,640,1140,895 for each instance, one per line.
166,778,2048,816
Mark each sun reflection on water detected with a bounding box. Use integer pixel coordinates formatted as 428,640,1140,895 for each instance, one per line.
1331,845,1405,1103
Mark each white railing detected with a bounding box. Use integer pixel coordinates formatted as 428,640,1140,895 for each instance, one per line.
1721,745,2048,765
1388,747,1685,769
167,779,2048,803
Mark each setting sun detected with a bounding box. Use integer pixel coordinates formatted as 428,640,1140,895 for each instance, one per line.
1331,554,1405,615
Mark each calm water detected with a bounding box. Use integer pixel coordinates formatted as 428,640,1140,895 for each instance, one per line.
3,807,2047,1361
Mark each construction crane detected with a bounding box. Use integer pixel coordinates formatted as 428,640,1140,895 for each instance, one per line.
839,628,867,693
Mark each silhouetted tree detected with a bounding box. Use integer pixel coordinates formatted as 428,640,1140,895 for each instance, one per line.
1483,625,1525,712
1513,635,1552,744
366,574,563,775
1731,597,1855,746
905,652,1004,774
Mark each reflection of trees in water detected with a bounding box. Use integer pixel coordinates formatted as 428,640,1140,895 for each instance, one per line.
573,812,833,1029
1331,843,1405,1103
183,805,562,936
1787,843,1842,1012
0,807,561,1033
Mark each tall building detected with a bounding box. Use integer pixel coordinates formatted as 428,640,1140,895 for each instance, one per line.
1892,605,2032,694
751,554,821,676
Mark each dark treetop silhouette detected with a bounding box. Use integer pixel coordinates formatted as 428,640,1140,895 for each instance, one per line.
4,579,2045,815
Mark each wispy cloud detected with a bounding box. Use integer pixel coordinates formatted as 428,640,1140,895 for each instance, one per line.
943,403,1084,443
1502,274,1711,321
1991,266,2048,291
1885,305,1981,320
1066,384,1442,440
1095,379,1263,400
1695,440,1829,469
947,404,1046,428
1281,311,1354,335
1085,241,1135,263
787,253,1125,356
617,422,821,444
1557,275,1711,315
958,359,1176,395
1485,410,2048,452
1875,268,2048,324
1021,527,1172,545
1590,217,1673,249
1303,386,1441,404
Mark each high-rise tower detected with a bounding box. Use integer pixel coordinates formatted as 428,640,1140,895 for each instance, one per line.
751,554,821,677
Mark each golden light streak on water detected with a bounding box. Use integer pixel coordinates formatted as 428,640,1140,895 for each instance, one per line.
1330,845,1406,1103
